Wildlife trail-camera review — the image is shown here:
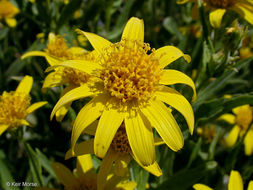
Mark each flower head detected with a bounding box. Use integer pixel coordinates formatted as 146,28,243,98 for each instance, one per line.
220,105,253,155
50,17,196,166
65,120,163,189
22,33,95,121
42,155,136,190
197,124,216,143
0,76,47,135
0,0,19,27
177,0,253,28
193,170,253,190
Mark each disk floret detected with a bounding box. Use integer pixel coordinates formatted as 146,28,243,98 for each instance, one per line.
0,91,30,127
206,0,233,8
100,40,161,103
62,67,90,86
111,123,131,155
45,35,69,58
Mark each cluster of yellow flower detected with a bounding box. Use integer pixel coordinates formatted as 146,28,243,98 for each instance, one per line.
1,0,253,187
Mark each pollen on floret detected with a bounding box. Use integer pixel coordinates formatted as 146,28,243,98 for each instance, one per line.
111,123,131,155
45,35,70,58
62,67,90,86
0,91,30,127
100,39,161,103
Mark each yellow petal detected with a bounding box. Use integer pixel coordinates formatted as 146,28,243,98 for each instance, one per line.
51,162,78,187
132,153,162,177
218,114,236,124
154,137,166,146
55,104,71,122
42,72,64,90
76,154,94,176
5,18,17,27
153,46,191,68
27,101,47,114
155,86,194,134
193,184,214,190
97,149,119,190
55,86,75,122
76,29,112,54
244,129,253,156
50,84,98,120
94,102,124,158
21,51,47,60
0,124,9,136
225,125,241,147
65,139,94,160
177,0,191,4
115,181,137,190
20,119,30,127
141,100,184,151
232,104,251,115
71,94,108,155
228,170,244,190
121,17,144,43
114,155,131,177
125,108,155,166
83,120,98,135
232,3,253,24
45,60,102,75
209,9,226,28
247,181,253,190
160,69,196,101
16,75,33,94
45,55,62,66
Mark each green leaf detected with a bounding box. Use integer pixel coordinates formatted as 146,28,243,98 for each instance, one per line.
154,161,217,190
186,138,202,168
0,152,20,190
194,56,253,110
35,149,56,178
24,142,43,187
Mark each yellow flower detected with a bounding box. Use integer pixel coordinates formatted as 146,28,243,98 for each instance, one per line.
240,36,253,59
0,76,47,135
65,120,163,189
177,0,253,28
22,33,95,122
193,170,253,190
0,0,20,27
220,105,253,155
49,17,196,166
36,155,136,190
197,124,216,143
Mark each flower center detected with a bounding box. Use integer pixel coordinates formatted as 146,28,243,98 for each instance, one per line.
0,1,18,17
100,40,161,103
0,91,30,127
45,35,70,59
111,123,131,155
235,109,253,131
62,67,90,86
205,0,233,8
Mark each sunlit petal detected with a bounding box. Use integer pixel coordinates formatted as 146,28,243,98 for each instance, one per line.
155,86,194,134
